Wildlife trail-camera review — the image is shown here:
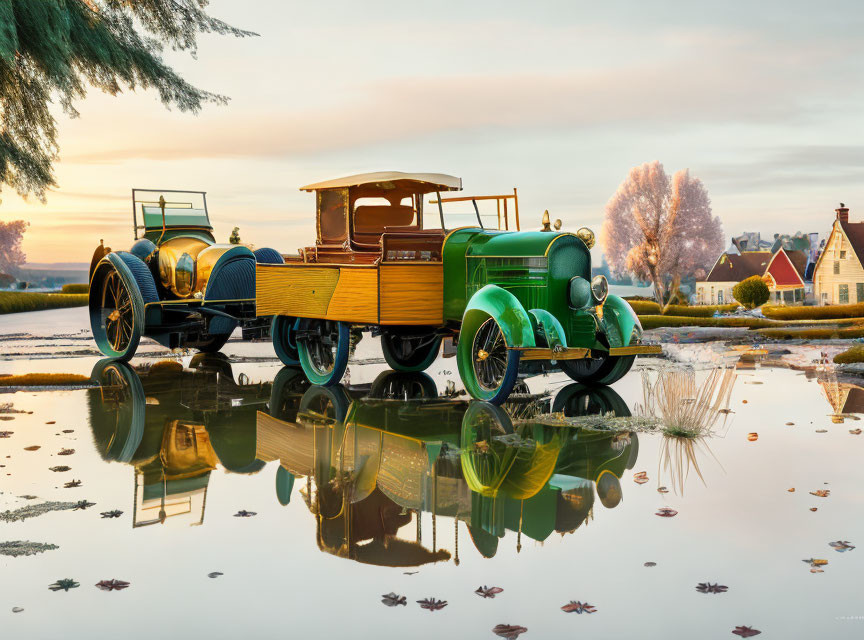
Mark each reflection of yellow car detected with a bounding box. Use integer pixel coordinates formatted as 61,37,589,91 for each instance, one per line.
257,371,639,565
87,356,271,527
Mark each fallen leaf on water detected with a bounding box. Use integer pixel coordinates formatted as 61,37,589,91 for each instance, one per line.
829,540,855,552
633,471,649,485
100,510,122,518
644,562,656,567
815,429,827,433
49,466,70,472
719,409,733,414
802,558,827,573
48,579,79,592
657,486,669,494
850,429,862,435
655,508,678,518
403,571,418,575
62,429,74,433
695,582,728,594
234,510,257,517
57,448,75,456
561,601,596,614
810,507,818,512
23,446,40,451
0,431,12,438
12,607,23,613
45,421,55,425
747,433,758,441
63,480,81,488
208,571,223,578
810,490,830,498
417,598,448,611
475,585,504,598
96,579,129,591
72,500,95,510
381,592,407,607
786,422,795,426
473,440,490,454
732,626,761,637
493,624,528,639
787,488,795,492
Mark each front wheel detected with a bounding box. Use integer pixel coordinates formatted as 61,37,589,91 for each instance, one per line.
560,353,635,385
90,261,143,361
380,331,441,372
457,315,520,405
296,319,350,386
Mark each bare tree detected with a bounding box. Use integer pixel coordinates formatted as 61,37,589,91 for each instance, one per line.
602,161,723,305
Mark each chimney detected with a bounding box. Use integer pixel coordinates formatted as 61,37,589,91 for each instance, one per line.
836,203,849,223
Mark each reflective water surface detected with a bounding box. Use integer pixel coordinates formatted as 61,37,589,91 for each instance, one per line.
3,333,864,639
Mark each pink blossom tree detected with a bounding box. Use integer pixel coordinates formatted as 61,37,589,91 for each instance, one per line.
601,161,723,305
0,220,29,276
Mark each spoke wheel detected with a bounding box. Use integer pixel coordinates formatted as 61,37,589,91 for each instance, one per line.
102,270,134,354
89,257,144,361
297,319,350,386
457,314,520,405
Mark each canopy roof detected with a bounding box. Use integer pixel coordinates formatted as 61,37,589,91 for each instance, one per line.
300,171,462,192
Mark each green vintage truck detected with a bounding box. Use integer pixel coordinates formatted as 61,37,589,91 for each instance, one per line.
257,172,659,403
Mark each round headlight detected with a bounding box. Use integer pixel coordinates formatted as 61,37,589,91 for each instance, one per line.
591,275,608,304
576,227,595,249
568,276,592,309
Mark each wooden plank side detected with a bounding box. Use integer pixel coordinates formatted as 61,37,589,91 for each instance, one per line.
255,263,339,317
379,264,444,325
326,268,379,323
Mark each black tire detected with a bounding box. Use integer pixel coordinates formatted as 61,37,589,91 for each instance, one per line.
457,315,520,405
560,353,635,385
369,371,438,400
271,315,300,365
380,331,441,372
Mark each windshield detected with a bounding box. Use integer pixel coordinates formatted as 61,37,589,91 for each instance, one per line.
135,190,211,230
424,193,518,231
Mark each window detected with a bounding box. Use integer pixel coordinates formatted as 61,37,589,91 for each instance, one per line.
839,284,849,304
840,250,847,259
784,290,794,303
718,289,723,304
834,261,840,274
857,283,864,303
795,288,803,302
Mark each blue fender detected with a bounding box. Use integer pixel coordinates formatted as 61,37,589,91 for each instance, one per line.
528,309,567,350
600,294,643,348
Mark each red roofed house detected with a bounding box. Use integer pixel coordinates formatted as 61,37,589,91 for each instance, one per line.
813,205,864,305
696,249,806,305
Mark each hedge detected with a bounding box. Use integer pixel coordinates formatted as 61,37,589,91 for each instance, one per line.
834,345,864,364
61,283,89,294
761,303,864,321
0,291,88,314
757,326,864,340
638,315,776,330
660,303,739,318
627,300,662,314
0,373,92,386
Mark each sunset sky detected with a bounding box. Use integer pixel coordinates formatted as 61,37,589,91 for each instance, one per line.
2,0,863,264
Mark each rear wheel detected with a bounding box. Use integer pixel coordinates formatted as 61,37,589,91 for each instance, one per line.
560,353,635,385
271,315,300,365
297,319,350,386
380,331,441,372
458,315,520,405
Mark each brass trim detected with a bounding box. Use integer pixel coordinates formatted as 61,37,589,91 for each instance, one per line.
512,347,590,361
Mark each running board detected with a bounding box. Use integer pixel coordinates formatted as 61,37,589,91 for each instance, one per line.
513,344,662,361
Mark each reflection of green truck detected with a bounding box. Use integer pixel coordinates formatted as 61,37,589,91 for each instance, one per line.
257,372,638,564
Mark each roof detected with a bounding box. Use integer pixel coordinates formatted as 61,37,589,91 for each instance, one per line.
765,249,805,288
785,250,808,279
703,251,772,283
841,221,864,267
300,171,462,192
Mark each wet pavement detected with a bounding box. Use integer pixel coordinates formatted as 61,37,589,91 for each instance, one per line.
2,309,864,639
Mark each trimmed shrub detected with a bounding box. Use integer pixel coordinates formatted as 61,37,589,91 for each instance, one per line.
61,283,89,294
834,345,864,364
757,325,864,340
627,300,662,315
733,276,770,309
0,291,88,314
0,373,91,386
762,303,864,321
639,315,776,330
661,303,738,318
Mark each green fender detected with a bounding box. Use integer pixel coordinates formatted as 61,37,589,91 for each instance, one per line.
599,294,643,348
460,285,536,348
528,309,567,350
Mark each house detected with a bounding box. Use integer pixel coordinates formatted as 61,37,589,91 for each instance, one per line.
695,249,807,305
813,204,864,305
